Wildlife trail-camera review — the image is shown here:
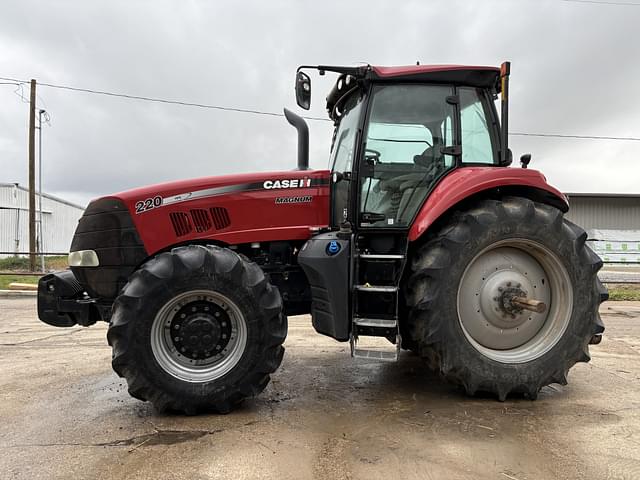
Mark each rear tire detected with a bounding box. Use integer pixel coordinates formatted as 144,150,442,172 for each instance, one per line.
107,245,287,414
405,197,607,400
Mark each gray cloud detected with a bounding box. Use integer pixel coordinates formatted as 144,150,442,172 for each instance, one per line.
1,0,639,206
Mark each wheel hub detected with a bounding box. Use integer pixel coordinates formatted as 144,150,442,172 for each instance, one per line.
497,286,528,316
478,271,533,330
459,245,552,352
457,241,573,363
169,301,232,361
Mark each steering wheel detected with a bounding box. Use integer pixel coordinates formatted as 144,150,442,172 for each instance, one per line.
364,148,382,164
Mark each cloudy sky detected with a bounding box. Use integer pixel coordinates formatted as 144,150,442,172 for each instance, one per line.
1,0,639,207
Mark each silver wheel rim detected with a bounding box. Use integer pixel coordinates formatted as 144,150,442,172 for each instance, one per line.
456,239,573,364
150,289,247,382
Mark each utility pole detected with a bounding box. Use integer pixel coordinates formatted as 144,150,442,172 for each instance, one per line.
38,109,47,272
28,79,36,271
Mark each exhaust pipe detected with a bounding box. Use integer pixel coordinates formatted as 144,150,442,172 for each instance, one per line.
284,108,309,171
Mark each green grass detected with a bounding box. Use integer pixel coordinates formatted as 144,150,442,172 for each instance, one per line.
0,255,67,272
0,275,40,290
607,285,640,301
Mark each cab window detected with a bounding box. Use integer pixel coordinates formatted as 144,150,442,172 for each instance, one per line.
459,87,497,164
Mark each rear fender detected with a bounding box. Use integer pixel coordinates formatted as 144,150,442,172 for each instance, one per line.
408,167,568,242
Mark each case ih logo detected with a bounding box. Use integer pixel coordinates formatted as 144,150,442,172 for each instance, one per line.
263,177,311,189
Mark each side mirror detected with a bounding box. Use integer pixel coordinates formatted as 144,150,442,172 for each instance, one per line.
295,71,311,110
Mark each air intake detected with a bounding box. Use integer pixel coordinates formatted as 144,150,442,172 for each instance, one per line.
210,207,231,230
169,212,193,237
190,209,212,233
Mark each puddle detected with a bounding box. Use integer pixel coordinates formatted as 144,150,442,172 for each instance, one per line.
103,429,217,448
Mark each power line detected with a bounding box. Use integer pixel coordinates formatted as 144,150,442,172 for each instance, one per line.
560,0,640,6
2,75,640,141
0,75,329,122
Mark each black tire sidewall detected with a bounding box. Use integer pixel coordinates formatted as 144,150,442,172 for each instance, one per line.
109,245,286,411
407,198,600,392
129,271,268,402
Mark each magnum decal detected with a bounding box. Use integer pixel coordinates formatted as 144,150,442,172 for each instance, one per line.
275,195,313,204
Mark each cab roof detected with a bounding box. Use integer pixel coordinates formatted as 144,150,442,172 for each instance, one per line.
369,64,501,89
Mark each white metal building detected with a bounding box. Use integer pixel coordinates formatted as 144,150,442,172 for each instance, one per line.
0,183,85,258
565,193,640,263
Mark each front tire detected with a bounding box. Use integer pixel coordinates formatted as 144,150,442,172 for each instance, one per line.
107,245,287,414
405,197,607,400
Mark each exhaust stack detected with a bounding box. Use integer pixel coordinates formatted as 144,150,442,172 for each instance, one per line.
284,108,309,171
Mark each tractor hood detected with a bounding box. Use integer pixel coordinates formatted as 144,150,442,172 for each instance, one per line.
68,169,330,299
100,169,330,254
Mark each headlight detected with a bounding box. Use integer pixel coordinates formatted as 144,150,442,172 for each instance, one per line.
68,250,100,267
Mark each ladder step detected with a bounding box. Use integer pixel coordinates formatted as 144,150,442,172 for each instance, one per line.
354,317,397,328
353,348,398,361
359,254,405,259
355,285,398,293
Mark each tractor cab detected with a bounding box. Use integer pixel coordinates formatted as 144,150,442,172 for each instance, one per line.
294,63,510,359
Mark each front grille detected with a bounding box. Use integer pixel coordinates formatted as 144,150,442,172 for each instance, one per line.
210,207,231,230
170,212,193,237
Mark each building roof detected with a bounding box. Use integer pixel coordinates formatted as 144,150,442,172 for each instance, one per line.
0,183,85,210
566,192,640,199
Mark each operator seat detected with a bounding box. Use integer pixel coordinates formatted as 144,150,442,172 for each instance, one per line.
395,146,446,223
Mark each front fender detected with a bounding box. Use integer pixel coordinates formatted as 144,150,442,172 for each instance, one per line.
408,167,568,242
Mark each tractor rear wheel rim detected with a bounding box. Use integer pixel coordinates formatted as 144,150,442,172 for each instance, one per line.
457,239,573,364
151,289,247,382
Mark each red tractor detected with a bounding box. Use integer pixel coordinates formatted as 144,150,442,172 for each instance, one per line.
38,62,607,414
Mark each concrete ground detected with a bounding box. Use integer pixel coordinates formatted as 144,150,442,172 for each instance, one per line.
0,299,639,480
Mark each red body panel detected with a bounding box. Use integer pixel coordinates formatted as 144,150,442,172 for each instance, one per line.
408,167,567,242
101,166,564,255
109,170,330,254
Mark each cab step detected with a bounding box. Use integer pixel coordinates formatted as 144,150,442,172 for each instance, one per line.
358,254,405,259
353,317,397,328
350,333,400,362
353,349,398,361
354,285,398,292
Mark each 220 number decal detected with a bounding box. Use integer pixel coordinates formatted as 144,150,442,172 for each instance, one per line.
135,196,163,214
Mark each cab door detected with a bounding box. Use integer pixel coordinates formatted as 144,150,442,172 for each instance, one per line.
358,84,458,229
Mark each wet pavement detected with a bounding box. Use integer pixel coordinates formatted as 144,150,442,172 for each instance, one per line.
1,298,639,480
